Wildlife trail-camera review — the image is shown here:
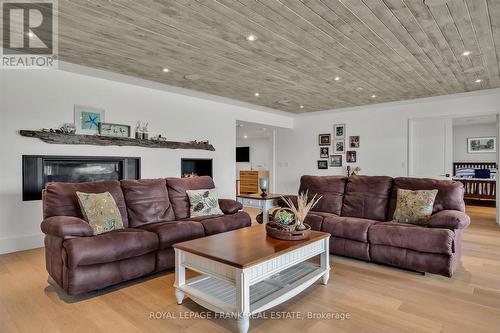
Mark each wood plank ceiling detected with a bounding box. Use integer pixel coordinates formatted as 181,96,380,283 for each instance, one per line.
56,0,500,113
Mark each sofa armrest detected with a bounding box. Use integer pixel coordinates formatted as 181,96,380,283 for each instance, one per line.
41,216,94,238
277,195,298,208
218,199,243,214
427,210,470,230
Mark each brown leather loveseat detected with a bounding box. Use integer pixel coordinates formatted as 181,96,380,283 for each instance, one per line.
281,175,470,277
41,176,251,295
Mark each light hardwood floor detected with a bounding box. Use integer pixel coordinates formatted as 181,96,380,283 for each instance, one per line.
0,205,498,333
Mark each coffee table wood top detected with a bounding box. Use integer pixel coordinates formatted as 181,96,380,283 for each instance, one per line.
236,193,286,200
173,225,329,269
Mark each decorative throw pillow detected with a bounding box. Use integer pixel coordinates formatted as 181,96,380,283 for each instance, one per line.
393,189,438,226
76,191,124,235
186,189,224,217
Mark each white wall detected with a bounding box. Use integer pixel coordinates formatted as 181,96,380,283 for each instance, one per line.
0,66,293,254
275,89,500,194
453,123,497,162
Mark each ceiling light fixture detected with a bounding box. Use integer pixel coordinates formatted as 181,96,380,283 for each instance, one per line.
475,79,482,83
244,135,248,139
371,94,377,98
462,51,471,56
27,31,35,39
299,105,304,109
254,92,260,97
162,68,170,73
334,76,341,81
246,34,257,41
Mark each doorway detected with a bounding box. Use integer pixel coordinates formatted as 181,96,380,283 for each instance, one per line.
235,120,276,195
408,114,498,225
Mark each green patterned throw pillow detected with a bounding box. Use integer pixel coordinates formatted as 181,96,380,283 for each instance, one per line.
76,191,124,235
393,189,438,225
186,189,224,217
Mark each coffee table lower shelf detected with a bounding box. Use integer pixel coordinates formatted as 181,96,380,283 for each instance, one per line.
174,234,330,333
178,261,324,315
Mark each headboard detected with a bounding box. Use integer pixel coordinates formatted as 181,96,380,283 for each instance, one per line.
453,162,497,176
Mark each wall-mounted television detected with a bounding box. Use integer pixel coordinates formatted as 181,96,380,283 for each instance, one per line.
236,146,250,162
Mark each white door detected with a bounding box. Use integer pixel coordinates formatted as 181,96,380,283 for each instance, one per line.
408,117,453,179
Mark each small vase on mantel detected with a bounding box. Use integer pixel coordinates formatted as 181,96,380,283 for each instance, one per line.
135,122,143,139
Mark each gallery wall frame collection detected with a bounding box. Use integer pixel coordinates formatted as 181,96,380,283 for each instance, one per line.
318,124,360,170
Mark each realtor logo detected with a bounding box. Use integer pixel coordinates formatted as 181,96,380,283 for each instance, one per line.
1,0,58,69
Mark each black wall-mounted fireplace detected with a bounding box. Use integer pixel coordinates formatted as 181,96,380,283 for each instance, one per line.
181,158,213,178
22,155,141,201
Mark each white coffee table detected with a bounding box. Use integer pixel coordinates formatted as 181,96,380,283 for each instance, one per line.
173,225,330,333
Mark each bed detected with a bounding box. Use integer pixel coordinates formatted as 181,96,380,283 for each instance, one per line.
453,162,496,201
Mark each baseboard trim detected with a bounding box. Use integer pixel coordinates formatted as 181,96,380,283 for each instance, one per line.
0,233,44,255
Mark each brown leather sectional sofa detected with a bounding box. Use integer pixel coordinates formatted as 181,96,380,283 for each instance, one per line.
41,176,251,295
280,175,470,277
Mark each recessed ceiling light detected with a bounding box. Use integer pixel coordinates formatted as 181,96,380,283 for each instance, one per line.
162,68,170,73
371,94,377,98
299,105,304,109
254,92,260,97
334,76,341,81
27,31,35,39
244,135,248,139
246,34,257,41
475,79,482,83
462,51,471,56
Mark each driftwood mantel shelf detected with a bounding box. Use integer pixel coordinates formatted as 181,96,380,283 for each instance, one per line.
19,130,215,151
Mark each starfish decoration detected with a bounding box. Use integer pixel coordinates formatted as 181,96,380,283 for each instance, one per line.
85,115,99,129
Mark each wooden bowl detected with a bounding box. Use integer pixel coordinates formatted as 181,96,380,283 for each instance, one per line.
266,222,311,241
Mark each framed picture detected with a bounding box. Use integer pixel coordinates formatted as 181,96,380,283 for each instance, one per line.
99,123,131,138
349,136,360,148
74,105,105,135
319,133,331,146
320,147,329,158
330,155,342,167
467,137,496,153
333,124,345,139
334,139,345,153
317,160,328,169
346,151,357,163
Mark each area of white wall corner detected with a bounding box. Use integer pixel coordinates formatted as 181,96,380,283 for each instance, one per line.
0,67,293,254
276,89,500,194
453,123,497,162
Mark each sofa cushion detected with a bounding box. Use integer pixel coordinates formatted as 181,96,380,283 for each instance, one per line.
368,222,454,255
76,191,124,235
190,211,251,236
43,180,129,227
63,228,158,268
121,179,175,227
299,175,347,215
140,221,205,250
342,176,393,221
186,189,224,217
322,215,378,243
303,212,329,231
166,176,216,219
390,178,465,216
393,189,438,225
